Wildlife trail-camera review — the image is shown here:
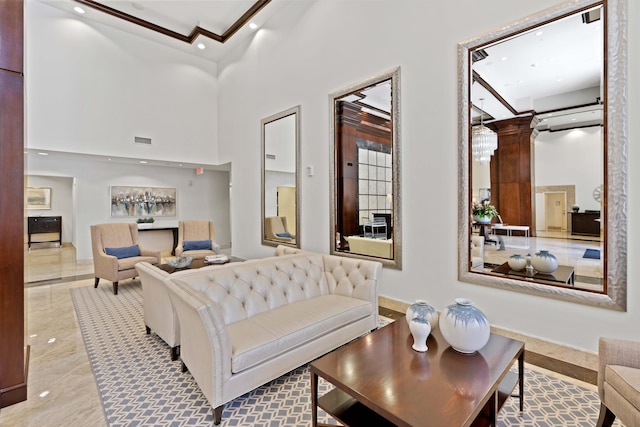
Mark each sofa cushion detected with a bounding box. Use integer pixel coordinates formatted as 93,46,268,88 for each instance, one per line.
606,365,640,411
227,294,372,373
105,244,140,259
276,232,293,239
184,240,212,251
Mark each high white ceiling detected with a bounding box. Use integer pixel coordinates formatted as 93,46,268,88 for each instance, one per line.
471,4,603,131
40,0,286,62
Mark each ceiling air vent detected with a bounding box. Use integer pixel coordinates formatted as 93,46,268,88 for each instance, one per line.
134,136,152,145
266,154,276,160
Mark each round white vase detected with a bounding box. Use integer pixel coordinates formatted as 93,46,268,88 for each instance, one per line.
409,317,431,352
507,254,526,271
405,300,438,329
440,298,490,354
531,250,558,274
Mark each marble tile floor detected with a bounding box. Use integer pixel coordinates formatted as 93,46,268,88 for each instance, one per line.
2,245,602,426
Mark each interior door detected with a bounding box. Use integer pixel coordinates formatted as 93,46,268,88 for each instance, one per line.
544,192,566,231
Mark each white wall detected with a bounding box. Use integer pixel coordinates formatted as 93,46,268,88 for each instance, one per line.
27,153,231,260
217,0,640,352
25,175,74,243
26,0,219,166
535,127,603,212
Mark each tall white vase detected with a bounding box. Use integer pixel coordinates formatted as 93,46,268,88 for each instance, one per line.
409,317,431,352
439,298,490,354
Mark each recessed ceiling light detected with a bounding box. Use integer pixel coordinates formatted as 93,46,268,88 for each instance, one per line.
535,31,543,36
197,43,206,50
139,160,148,164
73,6,86,14
249,22,258,30
501,57,507,61
37,152,48,156
39,391,50,398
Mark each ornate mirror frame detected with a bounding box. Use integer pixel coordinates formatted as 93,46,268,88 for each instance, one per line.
329,67,402,269
458,0,627,310
261,105,301,248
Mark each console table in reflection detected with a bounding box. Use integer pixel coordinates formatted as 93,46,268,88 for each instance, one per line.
28,216,62,248
492,262,575,287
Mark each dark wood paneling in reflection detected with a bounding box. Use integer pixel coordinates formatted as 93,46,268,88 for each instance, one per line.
0,0,23,72
490,117,534,232
0,0,26,408
335,101,391,242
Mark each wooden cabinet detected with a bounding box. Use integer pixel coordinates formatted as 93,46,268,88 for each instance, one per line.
28,216,62,248
571,212,601,237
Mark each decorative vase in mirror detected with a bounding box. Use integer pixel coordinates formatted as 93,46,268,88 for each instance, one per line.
409,317,431,353
440,298,490,354
405,299,438,329
531,250,558,274
508,254,526,271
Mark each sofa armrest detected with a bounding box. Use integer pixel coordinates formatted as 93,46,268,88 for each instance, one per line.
598,337,640,397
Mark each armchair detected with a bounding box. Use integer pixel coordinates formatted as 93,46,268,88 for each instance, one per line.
596,337,640,427
175,220,218,259
264,216,295,243
90,223,161,295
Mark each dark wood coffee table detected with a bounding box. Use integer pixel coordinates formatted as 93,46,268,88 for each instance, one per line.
310,319,524,427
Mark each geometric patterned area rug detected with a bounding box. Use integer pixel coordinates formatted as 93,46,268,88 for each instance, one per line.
71,281,619,426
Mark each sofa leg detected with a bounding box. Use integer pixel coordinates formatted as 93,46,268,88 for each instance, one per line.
596,403,616,427
171,346,180,361
213,405,223,425
112,282,118,295
145,325,151,335
181,361,188,373
94,277,100,288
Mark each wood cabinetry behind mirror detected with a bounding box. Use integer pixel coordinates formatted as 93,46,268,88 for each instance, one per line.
329,67,401,269
261,106,301,248
458,0,627,310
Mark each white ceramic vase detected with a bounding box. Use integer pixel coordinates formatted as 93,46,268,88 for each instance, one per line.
507,254,526,271
409,317,431,352
439,298,490,354
405,300,438,329
531,250,558,274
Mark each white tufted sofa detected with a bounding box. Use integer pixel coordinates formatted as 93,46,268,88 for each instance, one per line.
161,249,381,425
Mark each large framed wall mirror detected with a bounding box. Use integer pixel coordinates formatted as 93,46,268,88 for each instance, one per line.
329,67,402,269
458,0,627,310
261,106,301,248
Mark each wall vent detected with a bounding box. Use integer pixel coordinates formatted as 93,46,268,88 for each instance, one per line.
266,154,276,160
134,136,152,145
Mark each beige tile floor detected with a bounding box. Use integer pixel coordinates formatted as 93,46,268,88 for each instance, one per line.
1,243,600,426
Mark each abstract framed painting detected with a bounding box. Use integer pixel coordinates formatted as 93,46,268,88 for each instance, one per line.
26,187,52,209
110,186,177,217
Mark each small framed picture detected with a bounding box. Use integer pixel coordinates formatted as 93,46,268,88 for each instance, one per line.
26,187,52,209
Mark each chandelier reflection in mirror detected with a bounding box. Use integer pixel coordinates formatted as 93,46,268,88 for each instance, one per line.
471,99,497,165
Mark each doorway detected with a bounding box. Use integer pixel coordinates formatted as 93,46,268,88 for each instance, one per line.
544,192,567,231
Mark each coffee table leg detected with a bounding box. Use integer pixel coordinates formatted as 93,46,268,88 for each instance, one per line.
311,370,318,427
518,350,524,411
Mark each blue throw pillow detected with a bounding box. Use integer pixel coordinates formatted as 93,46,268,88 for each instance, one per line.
276,232,293,238
105,244,140,259
183,240,212,251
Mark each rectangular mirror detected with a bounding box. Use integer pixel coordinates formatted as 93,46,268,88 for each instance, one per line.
329,67,402,269
261,106,301,248
458,0,627,310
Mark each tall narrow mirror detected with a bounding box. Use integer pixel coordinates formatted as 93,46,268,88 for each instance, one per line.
261,106,301,248
329,67,402,269
458,0,627,310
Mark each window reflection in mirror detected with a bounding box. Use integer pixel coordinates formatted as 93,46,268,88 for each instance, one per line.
458,0,627,311
330,67,401,269
261,106,300,248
